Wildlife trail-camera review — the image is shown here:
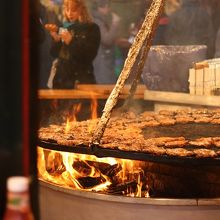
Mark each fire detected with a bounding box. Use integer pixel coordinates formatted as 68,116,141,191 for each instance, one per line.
64,97,98,134
65,103,82,133
72,103,82,121
90,96,98,120
37,147,150,197
38,97,150,197
65,118,71,133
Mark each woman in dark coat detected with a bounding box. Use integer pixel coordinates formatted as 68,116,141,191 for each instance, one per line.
45,0,100,89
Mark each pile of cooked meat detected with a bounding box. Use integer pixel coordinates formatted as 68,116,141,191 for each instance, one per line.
39,109,220,158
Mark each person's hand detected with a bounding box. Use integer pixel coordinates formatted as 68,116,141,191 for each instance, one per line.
112,13,120,25
44,23,58,32
45,24,61,42
50,31,61,42
60,30,73,45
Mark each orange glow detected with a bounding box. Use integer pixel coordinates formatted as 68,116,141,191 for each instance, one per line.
90,97,98,120
64,97,98,134
72,103,82,121
65,118,71,133
37,147,150,197
64,103,82,133
145,184,150,198
136,170,143,197
87,97,98,134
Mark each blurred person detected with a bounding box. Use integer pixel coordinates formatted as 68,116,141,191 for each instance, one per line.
153,0,181,42
211,0,220,37
91,0,120,84
199,0,220,56
39,2,60,88
117,0,181,47
116,0,181,58
165,0,215,58
145,0,181,44
45,0,100,89
152,0,181,44
215,27,220,58
165,0,182,16
200,0,220,33
114,0,180,83
43,0,64,21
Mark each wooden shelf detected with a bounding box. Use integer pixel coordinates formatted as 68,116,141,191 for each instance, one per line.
144,90,220,108
38,84,146,100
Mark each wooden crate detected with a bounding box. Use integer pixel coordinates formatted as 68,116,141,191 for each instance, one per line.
189,59,220,95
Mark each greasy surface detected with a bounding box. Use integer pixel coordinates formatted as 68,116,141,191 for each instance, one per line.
39,109,220,159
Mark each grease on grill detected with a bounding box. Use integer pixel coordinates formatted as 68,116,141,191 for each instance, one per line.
38,109,220,159
142,123,220,139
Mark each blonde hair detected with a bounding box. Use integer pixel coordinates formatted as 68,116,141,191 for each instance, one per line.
63,0,92,23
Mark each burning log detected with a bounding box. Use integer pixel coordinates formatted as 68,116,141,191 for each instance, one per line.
91,0,165,145
86,161,113,174
44,151,66,175
72,160,123,189
72,160,93,176
102,163,122,178
72,160,121,178
77,176,106,189
106,181,137,195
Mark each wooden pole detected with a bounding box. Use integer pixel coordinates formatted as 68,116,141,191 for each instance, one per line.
122,42,151,109
91,0,165,145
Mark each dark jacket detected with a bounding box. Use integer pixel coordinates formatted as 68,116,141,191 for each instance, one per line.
51,21,100,89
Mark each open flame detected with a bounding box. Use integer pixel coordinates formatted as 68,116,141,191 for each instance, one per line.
37,147,150,197
64,98,98,134
65,103,82,133
90,96,98,120
38,98,150,197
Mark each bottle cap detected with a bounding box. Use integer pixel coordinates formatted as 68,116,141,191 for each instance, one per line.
7,176,29,193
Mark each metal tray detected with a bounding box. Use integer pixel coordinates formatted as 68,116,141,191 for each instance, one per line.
38,140,220,166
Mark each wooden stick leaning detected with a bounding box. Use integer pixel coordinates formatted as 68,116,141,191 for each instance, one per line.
124,18,161,105
91,0,165,145
122,42,152,109
124,1,165,109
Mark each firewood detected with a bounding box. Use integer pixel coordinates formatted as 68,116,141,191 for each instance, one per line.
106,181,137,195
103,164,122,178
77,176,105,189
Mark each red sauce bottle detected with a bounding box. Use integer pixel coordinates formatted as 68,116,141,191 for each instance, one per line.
3,176,34,220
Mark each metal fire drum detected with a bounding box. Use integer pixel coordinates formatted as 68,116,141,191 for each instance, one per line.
39,180,220,220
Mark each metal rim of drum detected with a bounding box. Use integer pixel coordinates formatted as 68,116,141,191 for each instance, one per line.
39,179,220,206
